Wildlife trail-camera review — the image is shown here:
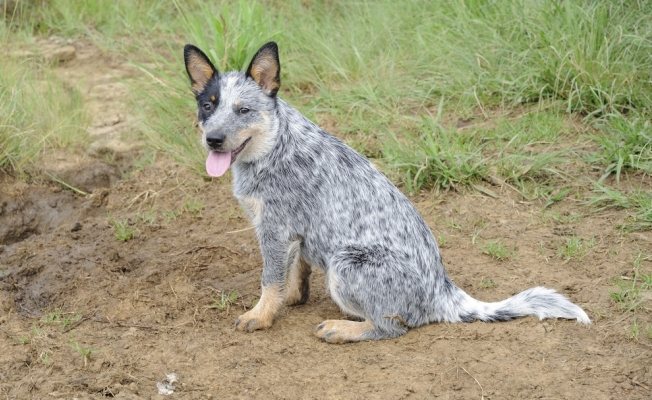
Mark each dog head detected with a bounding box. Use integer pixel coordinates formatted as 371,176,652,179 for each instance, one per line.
183,42,281,177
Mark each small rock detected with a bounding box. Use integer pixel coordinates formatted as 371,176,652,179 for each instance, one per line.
71,222,82,232
156,373,178,396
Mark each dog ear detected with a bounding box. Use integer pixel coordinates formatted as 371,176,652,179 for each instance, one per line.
184,44,218,94
246,42,280,97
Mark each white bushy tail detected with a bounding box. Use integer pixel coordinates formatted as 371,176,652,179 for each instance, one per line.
458,286,590,324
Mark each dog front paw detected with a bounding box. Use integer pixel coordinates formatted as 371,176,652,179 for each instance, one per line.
235,310,274,332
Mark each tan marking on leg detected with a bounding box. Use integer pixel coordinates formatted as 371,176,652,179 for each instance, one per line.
286,258,311,306
236,284,284,332
314,319,375,344
239,196,263,226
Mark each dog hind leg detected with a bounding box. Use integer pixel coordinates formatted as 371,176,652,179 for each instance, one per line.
315,246,417,343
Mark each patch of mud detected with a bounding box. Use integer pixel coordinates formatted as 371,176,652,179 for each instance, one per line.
0,177,108,246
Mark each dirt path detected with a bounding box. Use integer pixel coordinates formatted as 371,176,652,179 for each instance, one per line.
1,40,650,399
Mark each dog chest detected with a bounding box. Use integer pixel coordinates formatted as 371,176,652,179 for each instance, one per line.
238,196,264,226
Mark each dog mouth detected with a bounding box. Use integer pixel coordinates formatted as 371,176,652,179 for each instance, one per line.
205,137,251,178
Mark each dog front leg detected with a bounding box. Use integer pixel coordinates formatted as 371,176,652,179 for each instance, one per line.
235,229,291,332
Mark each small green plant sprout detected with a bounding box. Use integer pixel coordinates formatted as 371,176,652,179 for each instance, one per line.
109,218,136,242
183,197,205,215
138,209,158,225
41,309,82,330
70,340,93,367
482,240,513,261
479,278,497,289
437,233,448,248
544,187,571,208
208,290,239,313
39,351,52,365
16,335,30,345
162,210,180,224
558,236,594,261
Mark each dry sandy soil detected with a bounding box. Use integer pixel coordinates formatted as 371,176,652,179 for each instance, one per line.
1,40,650,400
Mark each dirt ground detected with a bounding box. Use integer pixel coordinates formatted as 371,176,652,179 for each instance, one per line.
1,40,650,400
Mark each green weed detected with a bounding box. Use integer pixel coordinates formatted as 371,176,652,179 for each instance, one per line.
590,185,652,231
38,351,51,365
482,240,513,261
137,210,158,226
610,253,651,312
40,309,82,330
69,340,93,367
162,210,180,224
479,278,497,289
183,197,204,215
558,236,595,260
208,290,239,313
109,218,136,242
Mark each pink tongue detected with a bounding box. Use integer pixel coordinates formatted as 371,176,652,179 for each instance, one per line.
206,151,232,177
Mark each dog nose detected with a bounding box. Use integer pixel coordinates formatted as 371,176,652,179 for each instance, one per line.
206,133,225,149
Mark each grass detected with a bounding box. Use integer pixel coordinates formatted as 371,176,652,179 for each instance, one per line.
558,236,595,261
482,240,513,261
109,218,136,242
208,290,239,313
592,113,652,182
69,339,93,367
183,197,204,215
40,309,82,331
590,185,652,231
0,53,88,176
610,253,651,313
479,278,497,289
4,1,650,197
385,112,487,191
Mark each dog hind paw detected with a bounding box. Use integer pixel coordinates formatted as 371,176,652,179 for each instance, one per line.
314,319,374,344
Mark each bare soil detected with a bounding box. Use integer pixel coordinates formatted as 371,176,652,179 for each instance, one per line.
1,40,650,400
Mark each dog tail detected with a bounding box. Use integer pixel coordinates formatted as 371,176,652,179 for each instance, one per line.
455,286,591,324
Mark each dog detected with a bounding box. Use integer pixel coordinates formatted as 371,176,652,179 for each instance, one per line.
183,42,590,343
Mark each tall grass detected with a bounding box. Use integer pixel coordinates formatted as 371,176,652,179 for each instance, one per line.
4,0,651,191
0,56,88,175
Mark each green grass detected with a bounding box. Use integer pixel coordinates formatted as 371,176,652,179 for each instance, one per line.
109,218,136,242
0,54,88,175
183,197,204,215
69,339,93,367
208,290,239,313
592,113,652,182
590,185,652,231
482,240,513,261
2,0,650,204
479,278,497,289
558,236,595,260
49,0,644,195
40,309,82,330
385,112,487,191
610,253,651,313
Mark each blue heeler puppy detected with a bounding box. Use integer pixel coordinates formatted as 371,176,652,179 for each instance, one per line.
183,42,590,343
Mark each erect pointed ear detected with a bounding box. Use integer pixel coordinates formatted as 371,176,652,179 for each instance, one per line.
184,44,218,94
246,42,280,97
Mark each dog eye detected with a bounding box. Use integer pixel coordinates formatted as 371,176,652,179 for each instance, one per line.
238,107,250,115
202,102,213,112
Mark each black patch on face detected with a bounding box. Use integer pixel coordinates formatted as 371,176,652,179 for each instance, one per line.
195,77,221,123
